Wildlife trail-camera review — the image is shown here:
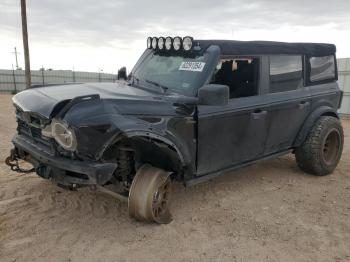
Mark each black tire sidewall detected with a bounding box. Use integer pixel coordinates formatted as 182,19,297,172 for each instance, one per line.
318,121,343,174
296,116,344,176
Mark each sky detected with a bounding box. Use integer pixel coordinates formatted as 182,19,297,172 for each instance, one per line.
1,0,350,74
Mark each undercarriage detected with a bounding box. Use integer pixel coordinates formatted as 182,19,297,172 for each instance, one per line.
6,134,174,224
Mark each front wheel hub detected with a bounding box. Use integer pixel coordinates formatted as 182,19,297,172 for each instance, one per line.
128,164,172,224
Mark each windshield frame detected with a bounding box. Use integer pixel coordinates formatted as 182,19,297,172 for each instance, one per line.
129,46,220,97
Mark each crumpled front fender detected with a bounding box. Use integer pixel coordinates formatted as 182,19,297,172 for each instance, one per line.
62,99,195,167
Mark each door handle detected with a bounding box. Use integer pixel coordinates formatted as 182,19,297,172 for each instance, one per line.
298,101,310,109
251,109,267,120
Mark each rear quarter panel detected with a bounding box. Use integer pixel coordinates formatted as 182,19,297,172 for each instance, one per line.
309,82,342,111
293,82,341,147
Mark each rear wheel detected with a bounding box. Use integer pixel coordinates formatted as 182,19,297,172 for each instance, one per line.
295,116,343,176
128,164,172,224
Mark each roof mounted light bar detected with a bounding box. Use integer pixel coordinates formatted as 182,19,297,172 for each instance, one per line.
147,36,194,51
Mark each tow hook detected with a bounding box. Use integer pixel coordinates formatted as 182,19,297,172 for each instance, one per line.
5,148,35,174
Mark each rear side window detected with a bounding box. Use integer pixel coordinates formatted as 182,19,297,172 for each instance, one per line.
269,55,303,93
309,55,336,82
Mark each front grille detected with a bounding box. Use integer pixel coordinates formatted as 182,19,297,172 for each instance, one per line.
17,119,52,148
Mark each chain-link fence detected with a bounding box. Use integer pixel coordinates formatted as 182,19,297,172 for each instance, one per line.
0,69,117,92
338,58,350,115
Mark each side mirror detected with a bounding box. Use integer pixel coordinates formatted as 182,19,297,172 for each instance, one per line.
198,84,229,106
117,67,127,80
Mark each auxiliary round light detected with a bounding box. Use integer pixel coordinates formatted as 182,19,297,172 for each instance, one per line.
182,36,193,51
173,37,182,51
147,37,152,49
165,37,172,50
158,37,165,50
152,37,158,49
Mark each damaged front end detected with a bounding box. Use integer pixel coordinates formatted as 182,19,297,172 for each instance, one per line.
6,103,119,188
6,84,195,191
9,135,118,186
5,93,120,188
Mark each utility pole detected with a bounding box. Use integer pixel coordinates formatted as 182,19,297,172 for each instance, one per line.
12,64,17,93
12,47,20,69
21,0,31,88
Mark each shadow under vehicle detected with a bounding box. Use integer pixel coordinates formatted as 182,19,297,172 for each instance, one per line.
6,37,344,223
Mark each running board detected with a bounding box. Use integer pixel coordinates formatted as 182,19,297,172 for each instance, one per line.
185,150,292,187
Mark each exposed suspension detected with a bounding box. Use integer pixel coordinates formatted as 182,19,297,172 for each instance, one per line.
115,146,135,185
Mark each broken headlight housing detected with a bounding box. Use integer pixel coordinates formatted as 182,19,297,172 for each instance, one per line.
43,119,77,151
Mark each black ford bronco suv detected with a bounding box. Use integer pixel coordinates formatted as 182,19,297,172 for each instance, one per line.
6,37,344,223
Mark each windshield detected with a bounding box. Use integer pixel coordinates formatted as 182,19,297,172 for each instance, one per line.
131,51,214,96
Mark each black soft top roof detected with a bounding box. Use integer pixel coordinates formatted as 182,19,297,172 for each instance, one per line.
195,40,336,57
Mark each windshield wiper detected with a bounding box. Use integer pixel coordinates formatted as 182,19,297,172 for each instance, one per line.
129,75,168,94
145,79,169,94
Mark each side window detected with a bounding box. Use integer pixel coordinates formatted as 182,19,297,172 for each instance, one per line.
269,55,303,93
309,55,336,82
211,57,259,99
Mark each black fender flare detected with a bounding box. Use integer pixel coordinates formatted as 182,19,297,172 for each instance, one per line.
293,106,339,147
126,130,191,166
100,129,192,168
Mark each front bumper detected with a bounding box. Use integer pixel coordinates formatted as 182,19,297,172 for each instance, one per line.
11,134,118,186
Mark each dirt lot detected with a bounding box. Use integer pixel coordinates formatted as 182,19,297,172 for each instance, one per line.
0,93,350,262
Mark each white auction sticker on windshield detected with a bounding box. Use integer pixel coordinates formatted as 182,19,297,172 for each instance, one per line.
179,62,206,72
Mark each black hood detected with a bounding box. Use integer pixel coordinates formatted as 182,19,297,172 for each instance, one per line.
12,82,191,119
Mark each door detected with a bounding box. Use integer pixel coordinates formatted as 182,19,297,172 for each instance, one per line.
196,96,270,176
262,90,312,154
263,55,311,154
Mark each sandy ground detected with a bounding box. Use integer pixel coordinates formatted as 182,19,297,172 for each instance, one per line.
0,93,350,262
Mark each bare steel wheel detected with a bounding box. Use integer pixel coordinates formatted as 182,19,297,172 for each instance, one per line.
322,129,341,166
128,164,172,224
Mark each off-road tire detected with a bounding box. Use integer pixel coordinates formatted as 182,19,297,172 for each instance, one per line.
295,116,343,176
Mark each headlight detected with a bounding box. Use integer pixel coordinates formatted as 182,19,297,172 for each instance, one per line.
183,36,193,51
147,37,152,49
173,36,182,50
51,120,77,151
165,37,172,50
158,37,165,50
152,37,158,49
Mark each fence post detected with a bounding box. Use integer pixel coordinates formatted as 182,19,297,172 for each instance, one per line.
72,70,76,82
12,64,17,93
41,68,45,85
